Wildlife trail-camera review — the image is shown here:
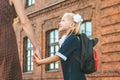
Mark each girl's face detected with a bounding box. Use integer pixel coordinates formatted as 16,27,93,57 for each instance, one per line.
59,14,74,32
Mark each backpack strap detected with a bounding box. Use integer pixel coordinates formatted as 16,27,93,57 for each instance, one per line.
73,34,82,64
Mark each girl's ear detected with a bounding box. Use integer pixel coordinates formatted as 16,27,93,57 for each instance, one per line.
70,22,75,28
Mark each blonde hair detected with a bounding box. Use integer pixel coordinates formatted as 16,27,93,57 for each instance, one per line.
63,13,82,35
72,23,81,34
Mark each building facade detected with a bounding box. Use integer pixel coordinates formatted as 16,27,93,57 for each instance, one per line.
14,0,120,80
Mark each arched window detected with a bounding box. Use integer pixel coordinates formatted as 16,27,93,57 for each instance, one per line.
46,29,59,71
23,37,33,72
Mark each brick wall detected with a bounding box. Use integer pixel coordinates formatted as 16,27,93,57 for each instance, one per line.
14,0,120,80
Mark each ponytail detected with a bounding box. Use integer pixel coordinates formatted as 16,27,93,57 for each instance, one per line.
72,23,81,35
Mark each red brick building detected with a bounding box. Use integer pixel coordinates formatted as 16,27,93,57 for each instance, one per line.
14,0,120,80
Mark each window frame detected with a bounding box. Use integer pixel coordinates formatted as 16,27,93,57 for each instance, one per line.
23,37,33,73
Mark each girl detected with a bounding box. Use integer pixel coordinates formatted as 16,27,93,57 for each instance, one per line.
33,13,86,80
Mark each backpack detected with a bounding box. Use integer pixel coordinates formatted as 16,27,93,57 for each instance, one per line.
74,33,98,74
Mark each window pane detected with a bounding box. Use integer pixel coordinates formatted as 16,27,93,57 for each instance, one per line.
55,62,59,68
50,63,54,69
50,31,54,43
50,38,54,44
55,45,59,52
31,50,33,55
28,0,31,6
50,46,54,53
28,51,31,56
50,53,54,57
31,65,33,71
26,0,35,7
28,66,30,71
80,23,85,33
32,0,35,4
55,30,58,42
50,31,54,38
31,43,33,48
86,22,92,37
27,39,31,48
28,60,30,66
